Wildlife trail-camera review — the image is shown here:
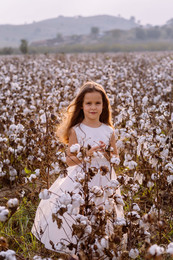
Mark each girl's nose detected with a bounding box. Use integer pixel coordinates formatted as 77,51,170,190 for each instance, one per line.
91,104,96,109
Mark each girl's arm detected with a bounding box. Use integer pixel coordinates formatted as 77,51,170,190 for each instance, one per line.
109,131,119,157
66,128,82,166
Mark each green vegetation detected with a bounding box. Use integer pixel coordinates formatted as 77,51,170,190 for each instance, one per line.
0,197,64,259
20,39,28,54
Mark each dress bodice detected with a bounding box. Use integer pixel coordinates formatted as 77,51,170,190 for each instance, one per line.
73,123,113,148
73,123,114,168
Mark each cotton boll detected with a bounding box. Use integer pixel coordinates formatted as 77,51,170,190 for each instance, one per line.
114,194,124,206
91,186,103,197
125,154,133,161
127,211,140,219
132,203,140,211
167,175,173,184
60,156,66,163
7,198,19,209
96,151,104,158
39,189,51,200
100,236,109,249
147,181,154,188
134,172,143,185
72,207,80,215
70,144,80,153
151,173,157,181
110,146,114,152
149,157,158,168
76,171,85,182
9,124,17,133
105,187,114,197
59,193,71,206
160,149,169,160
149,145,157,153
129,248,139,259
0,171,6,177
93,151,98,157
72,193,84,207
85,225,92,234
0,206,6,212
34,169,40,176
40,114,46,124
84,156,90,162
9,167,17,177
23,107,31,115
156,127,161,134
131,184,139,192
0,208,9,222
0,249,16,260
116,140,124,150
165,163,173,173
55,242,65,251
128,160,137,169
67,204,73,215
16,123,24,133
9,176,16,181
76,152,82,159
80,220,87,225
167,242,173,255
148,244,164,256
108,179,120,190
28,174,37,182
111,156,120,165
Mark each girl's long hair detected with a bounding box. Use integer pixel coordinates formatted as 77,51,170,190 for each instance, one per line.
56,81,113,144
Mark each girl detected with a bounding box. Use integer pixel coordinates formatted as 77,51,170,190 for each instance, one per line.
32,81,124,257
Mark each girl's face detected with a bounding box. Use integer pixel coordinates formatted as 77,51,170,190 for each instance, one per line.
82,91,103,122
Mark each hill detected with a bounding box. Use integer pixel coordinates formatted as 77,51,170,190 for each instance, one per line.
0,15,139,47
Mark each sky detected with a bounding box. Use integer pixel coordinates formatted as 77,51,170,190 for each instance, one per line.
0,0,172,26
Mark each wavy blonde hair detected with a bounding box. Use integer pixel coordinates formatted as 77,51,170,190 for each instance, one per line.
56,81,113,144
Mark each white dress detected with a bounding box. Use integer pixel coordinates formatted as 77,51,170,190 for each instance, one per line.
31,123,124,255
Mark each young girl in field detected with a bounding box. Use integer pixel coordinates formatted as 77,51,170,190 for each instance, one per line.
32,81,124,256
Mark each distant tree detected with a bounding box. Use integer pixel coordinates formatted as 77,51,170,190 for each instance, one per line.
165,27,173,39
146,26,161,39
1,47,13,55
56,33,64,42
135,27,146,40
130,16,136,23
90,27,100,38
19,39,28,54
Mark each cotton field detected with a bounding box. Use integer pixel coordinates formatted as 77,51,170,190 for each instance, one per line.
0,52,173,259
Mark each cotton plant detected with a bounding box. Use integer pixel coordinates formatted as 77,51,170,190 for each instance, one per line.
0,88,64,190
46,143,127,258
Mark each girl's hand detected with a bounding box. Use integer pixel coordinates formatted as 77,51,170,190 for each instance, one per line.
99,141,106,150
86,141,106,157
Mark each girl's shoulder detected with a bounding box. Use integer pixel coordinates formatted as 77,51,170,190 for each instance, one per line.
102,123,114,134
72,123,80,131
